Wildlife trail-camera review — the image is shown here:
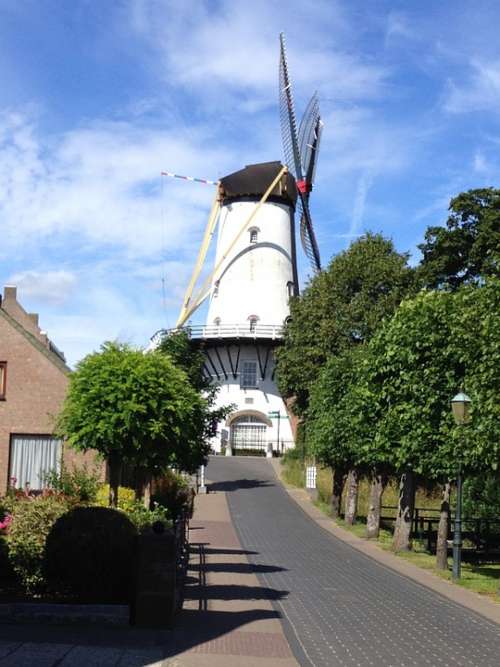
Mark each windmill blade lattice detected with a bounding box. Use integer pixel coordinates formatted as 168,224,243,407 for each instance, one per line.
279,32,321,273
279,33,302,180
298,92,323,186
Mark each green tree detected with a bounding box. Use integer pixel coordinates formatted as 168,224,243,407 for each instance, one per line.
418,188,500,290
276,233,414,416
307,352,357,519
158,329,210,392
157,329,232,459
367,291,461,556
366,280,500,562
57,342,208,507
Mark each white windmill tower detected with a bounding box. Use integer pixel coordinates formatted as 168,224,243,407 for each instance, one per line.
152,34,323,456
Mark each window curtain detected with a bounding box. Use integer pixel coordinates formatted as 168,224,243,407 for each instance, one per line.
10,435,62,489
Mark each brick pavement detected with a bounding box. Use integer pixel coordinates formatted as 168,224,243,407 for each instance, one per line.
0,484,298,666
207,456,500,667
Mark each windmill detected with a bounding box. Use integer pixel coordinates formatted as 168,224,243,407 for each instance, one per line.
150,34,324,457
279,32,323,274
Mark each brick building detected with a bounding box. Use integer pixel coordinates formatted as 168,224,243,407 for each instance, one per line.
0,285,96,494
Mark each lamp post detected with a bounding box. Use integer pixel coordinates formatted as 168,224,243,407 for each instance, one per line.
450,391,472,581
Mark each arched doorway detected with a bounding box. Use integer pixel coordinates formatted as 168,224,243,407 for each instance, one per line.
228,411,271,453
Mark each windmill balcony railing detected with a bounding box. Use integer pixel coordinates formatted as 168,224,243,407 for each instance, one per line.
151,323,285,346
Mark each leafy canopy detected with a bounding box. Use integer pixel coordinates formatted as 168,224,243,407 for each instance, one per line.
57,341,208,474
418,188,500,289
307,346,376,471
366,279,500,478
276,232,414,414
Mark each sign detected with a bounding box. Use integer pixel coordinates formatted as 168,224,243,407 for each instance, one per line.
306,466,317,489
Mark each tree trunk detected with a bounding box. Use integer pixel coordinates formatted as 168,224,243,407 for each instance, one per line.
366,469,388,539
330,466,347,519
108,454,122,508
392,470,415,552
436,481,451,570
344,469,359,526
135,469,152,509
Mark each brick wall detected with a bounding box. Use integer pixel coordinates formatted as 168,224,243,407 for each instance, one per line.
0,287,103,494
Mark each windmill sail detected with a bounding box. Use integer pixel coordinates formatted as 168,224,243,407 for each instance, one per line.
298,92,323,186
279,32,321,273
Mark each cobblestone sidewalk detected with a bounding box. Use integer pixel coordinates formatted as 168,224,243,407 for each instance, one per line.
0,489,298,666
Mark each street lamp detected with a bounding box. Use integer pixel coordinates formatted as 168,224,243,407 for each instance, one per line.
450,390,472,581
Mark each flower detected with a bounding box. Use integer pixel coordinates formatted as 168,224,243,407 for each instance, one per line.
0,514,13,531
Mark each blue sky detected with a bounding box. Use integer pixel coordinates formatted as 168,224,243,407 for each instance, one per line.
1,0,499,366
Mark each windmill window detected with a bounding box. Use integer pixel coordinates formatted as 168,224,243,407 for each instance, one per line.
240,361,257,388
213,317,221,326
249,227,259,244
287,281,294,298
213,280,219,297
248,315,259,333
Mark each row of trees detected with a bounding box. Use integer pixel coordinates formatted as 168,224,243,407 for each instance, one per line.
276,188,500,567
57,331,225,507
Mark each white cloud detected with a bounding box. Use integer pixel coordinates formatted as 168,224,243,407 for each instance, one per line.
7,270,77,305
126,0,388,106
473,150,489,174
0,110,235,259
348,171,374,238
444,59,500,113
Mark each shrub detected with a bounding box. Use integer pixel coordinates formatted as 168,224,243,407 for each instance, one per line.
96,484,135,511
152,470,193,520
44,506,137,602
44,464,102,504
7,495,69,594
0,536,14,585
125,501,171,531
233,448,266,457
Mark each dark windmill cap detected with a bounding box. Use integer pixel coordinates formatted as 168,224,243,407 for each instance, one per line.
220,161,297,208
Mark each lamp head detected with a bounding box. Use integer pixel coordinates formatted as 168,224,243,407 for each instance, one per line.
451,391,472,425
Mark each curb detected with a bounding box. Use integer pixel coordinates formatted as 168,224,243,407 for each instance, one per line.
270,459,500,627
0,603,129,626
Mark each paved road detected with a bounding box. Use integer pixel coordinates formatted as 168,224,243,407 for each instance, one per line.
206,456,500,667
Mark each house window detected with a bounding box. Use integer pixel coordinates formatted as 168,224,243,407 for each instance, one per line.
240,361,257,388
9,435,62,490
0,362,6,400
249,227,259,244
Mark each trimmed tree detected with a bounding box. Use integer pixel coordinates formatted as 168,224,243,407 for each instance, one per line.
57,342,208,507
366,281,500,561
367,290,462,555
307,348,371,520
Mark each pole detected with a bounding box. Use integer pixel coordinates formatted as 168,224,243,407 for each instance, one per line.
277,411,281,454
452,464,462,580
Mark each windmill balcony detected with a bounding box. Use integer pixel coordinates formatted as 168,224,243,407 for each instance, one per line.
150,323,284,347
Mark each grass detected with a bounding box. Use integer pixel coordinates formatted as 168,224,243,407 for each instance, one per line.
282,458,500,603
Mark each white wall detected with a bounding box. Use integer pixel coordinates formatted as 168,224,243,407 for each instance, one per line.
206,344,294,453
206,200,295,326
